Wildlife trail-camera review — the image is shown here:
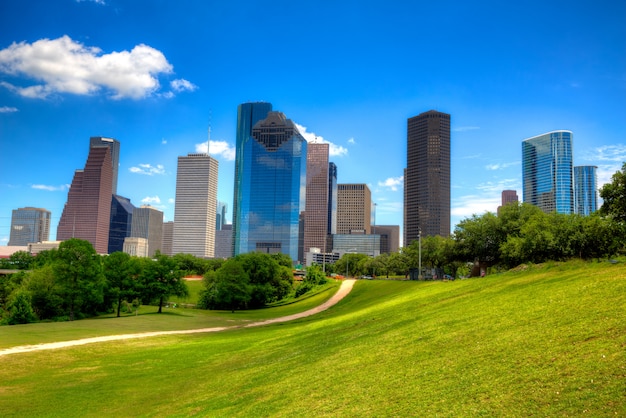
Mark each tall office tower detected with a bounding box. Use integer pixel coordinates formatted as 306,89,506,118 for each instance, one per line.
404,110,451,245
328,162,338,235
8,207,51,246
108,195,135,254
161,221,174,256
172,153,218,257
522,130,574,214
216,201,227,231
57,145,113,253
90,137,120,195
214,224,233,259
233,111,307,262
337,184,371,235
131,205,164,257
232,102,273,258
303,143,331,254
373,225,400,254
574,165,598,216
501,190,519,206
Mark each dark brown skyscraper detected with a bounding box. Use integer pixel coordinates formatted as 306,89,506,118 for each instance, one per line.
303,143,330,254
57,144,113,254
404,110,450,245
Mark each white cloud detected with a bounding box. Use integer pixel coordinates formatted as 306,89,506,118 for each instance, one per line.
348,137,356,144
161,138,167,144
141,196,161,205
76,0,106,4
168,198,175,204
32,184,68,191
129,163,165,175
295,123,348,157
0,106,18,113
378,176,404,192
195,140,236,161
485,161,520,171
0,35,187,99
170,78,197,92
452,179,521,219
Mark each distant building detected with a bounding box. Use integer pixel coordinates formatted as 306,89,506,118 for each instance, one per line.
108,195,135,254
332,234,381,257
123,237,149,257
90,136,120,195
8,207,51,246
304,247,341,267
522,130,574,214
304,143,331,255
172,153,219,257
57,141,114,254
216,201,227,231
372,225,400,254
28,241,61,255
131,205,163,257
497,190,519,215
405,110,451,245
574,165,598,216
233,110,307,262
161,221,174,256
337,184,371,235
214,224,233,259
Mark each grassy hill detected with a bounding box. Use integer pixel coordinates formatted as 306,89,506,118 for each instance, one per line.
0,259,624,416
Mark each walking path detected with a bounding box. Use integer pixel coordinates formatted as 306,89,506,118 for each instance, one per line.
0,279,356,357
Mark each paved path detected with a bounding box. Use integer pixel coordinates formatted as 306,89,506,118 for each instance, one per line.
0,279,356,357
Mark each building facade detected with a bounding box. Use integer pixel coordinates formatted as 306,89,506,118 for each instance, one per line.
337,183,371,235
405,110,451,245
522,130,574,214
161,221,174,256
57,143,113,254
90,136,120,195
108,195,135,254
214,224,233,259
574,165,598,216
232,102,273,258
372,225,400,254
131,205,164,257
303,143,330,255
233,111,307,262
172,153,219,257
8,207,51,246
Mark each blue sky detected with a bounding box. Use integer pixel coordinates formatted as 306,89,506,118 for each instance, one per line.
1,0,625,245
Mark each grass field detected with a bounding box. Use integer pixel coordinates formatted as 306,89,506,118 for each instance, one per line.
0,259,624,416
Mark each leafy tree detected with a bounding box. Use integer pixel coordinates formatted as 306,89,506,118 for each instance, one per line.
53,239,105,321
23,265,64,320
103,252,141,317
140,253,188,313
599,162,626,223
335,253,367,278
199,259,251,312
7,251,35,270
454,212,502,268
4,290,37,325
236,252,292,307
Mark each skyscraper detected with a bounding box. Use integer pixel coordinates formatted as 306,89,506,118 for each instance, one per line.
108,195,135,254
90,136,120,195
328,162,338,236
304,143,330,254
404,110,451,245
131,205,164,257
522,130,574,214
233,110,307,262
172,153,219,257
574,165,598,216
337,184,371,234
161,221,174,256
57,144,113,253
232,102,273,258
8,207,51,246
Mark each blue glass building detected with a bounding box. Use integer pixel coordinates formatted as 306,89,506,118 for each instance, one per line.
232,102,273,258
522,130,574,214
574,165,598,216
108,195,135,253
233,110,307,262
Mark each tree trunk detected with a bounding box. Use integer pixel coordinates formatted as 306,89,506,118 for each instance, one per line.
117,297,122,317
158,296,163,313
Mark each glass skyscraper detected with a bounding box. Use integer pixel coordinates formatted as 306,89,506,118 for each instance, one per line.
574,165,598,216
522,130,574,214
108,195,135,254
232,102,273,258
233,110,307,262
8,207,51,246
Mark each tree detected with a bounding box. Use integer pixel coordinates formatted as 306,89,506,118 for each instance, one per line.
454,212,502,268
4,290,36,325
199,259,251,312
103,252,141,317
7,251,35,270
140,253,188,313
236,253,292,308
53,239,105,321
599,162,626,223
23,265,64,320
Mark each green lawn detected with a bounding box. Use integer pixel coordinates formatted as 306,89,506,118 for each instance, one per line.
0,260,624,416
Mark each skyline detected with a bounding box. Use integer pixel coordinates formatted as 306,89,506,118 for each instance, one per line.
1,0,625,246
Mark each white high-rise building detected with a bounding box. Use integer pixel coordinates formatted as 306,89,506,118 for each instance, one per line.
172,153,219,257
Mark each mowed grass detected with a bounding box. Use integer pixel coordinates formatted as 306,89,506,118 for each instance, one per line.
1,260,624,416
